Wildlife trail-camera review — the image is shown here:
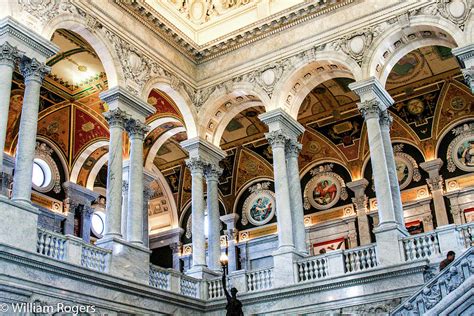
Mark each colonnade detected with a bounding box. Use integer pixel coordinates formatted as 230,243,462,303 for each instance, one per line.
0,16,474,284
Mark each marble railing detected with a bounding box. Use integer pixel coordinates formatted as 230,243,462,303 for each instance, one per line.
296,254,329,282
149,264,170,290
457,222,474,248
401,231,441,262
343,244,378,273
247,267,273,292
36,228,66,260
81,243,110,272
391,246,473,315
180,275,200,298
207,277,225,299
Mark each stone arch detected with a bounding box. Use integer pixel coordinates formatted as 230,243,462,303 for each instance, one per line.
144,126,187,170
42,14,124,87
300,158,353,182
142,78,198,138
271,51,362,119
363,18,462,86
86,153,108,190
70,140,108,183
198,83,271,144
36,135,69,183
149,165,179,230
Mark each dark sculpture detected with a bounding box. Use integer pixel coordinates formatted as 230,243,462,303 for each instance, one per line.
222,265,244,316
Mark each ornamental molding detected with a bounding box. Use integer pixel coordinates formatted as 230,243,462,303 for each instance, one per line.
304,164,348,211
241,181,275,226
447,122,474,172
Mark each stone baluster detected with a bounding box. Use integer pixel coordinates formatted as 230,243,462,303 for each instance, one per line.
0,42,20,175
349,78,407,266
11,58,50,203
102,108,129,238
126,119,149,245
420,158,448,227
347,179,371,245
221,213,239,273
204,163,223,272
286,139,308,255
452,44,474,93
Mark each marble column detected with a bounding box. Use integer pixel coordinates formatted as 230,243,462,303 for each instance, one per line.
347,179,371,245
285,139,307,255
221,213,239,273
420,158,448,227
452,44,474,93
11,58,50,203
266,130,295,252
0,154,14,196
350,78,407,266
121,180,129,238
204,163,223,272
102,108,128,238
0,43,20,174
143,170,155,248
186,157,207,271
126,119,149,245
380,111,405,227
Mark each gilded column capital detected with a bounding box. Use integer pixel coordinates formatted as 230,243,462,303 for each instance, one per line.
104,108,129,128
0,42,21,68
20,57,50,83
125,119,149,139
265,130,289,149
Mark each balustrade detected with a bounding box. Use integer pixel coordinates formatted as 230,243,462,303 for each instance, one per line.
36,228,66,260
457,222,474,248
81,243,110,272
246,268,273,292
180,275,200,298
402,231,441,262
296,255,328,282
149,264,170,290
343,244,378,273
207,278,225,299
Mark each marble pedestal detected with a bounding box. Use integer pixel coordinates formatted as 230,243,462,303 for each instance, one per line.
186,265,221,279
96,237,150,284
0,195,39,252
373,223,408,266
272,249,303,288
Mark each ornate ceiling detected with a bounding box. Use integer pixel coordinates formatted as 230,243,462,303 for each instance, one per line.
116,0,353,62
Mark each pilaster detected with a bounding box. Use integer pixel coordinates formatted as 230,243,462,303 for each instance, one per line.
420,158,448,227
221,213,240,272
347,179,371,245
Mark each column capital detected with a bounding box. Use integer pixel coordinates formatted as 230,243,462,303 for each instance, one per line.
104,108,129,128
20,57,50,83
347,179,369,196
352,195,368,212
379,110,393,129
285,139,302,158
122,180,129,193
258,108,304,140
100,86,155,121
420,158,443,176
349,77,394,109
204,163,223,181
125,119,149,139
181,137,226,165
0,42,22,68
358,100,382,120
265,130,288,148
220,213,240,226
185,157,206,174
63,181,99,206
426,175,444,192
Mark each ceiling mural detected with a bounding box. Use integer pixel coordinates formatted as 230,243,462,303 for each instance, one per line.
147,89,183,121
37,105,71,158
220,106,267,146
76,146,108,187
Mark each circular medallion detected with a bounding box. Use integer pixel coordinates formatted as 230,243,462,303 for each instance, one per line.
453,135,474,171
407,99,425,115
243,190,276,226
306,174,341,210
450,96,466,111
395,155,413,189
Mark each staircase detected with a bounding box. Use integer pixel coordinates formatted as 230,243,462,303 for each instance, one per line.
391,247,474,316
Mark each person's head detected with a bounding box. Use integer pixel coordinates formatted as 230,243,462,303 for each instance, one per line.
447,251,455,261
230,287,238,298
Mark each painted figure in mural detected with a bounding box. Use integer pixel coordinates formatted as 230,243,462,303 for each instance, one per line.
250,198,272,222
313,180,337,205
222,269,244,316
459,141,474,166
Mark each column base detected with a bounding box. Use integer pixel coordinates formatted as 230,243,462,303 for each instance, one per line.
186,265,221,279
373,222,408,267
272,248,303,288
96,236,151,284
0,195,39,253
